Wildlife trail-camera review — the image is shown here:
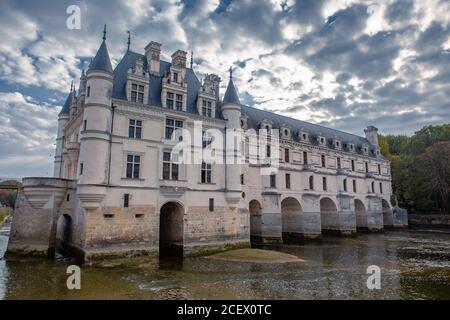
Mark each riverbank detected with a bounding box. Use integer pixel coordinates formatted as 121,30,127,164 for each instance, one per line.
408,214,450,229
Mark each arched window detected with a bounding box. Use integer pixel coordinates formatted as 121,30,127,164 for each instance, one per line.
309,176,314,190
371,181,375,193
343,179,347,192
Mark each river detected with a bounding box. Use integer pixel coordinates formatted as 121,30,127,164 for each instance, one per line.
0,219,449,300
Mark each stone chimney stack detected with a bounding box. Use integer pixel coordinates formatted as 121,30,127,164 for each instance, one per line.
171,50,187,69
145,41,161,75
364,125,379,147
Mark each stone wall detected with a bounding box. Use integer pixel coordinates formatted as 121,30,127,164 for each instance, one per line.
408,214,449,228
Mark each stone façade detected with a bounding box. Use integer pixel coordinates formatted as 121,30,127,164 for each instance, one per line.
7,28,408,264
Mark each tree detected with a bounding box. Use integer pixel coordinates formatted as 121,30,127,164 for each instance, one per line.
418,141,450,213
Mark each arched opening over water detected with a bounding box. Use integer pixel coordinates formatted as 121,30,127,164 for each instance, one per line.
382,199,393,228
320,197,338,233
281,197,303,244
249,200,262,246
159,202,184,257
355,199,367,231
55,214,72,257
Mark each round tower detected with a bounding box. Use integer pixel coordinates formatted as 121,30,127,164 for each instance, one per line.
53,88,72,177
76,25,114,209
221,68,242,203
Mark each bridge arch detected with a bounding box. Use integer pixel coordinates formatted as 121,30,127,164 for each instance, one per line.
382,199,393,228
159,201,184,257
249,199,262,245
55,214,72,257
355,199,367,231
281,197,304,244
320,197,338,233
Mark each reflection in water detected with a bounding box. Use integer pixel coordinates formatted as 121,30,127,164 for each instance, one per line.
0,220,449,300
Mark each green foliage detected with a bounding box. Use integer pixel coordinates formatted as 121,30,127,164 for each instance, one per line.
380,123,450,214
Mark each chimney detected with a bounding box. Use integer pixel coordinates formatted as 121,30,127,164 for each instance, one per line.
171,50,187,69
364,125,379,147
145,41,161,75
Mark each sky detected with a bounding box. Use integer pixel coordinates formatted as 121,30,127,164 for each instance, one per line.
0,0,449,178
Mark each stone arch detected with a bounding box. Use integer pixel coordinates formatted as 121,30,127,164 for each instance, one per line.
159,201,184,257
320,197,338,233
382,199,393,228
55,214,72,257
281,197,304,244
249,199,262,245
355,199,367,231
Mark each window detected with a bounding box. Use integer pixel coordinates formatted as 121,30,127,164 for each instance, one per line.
320,137,325,145
165,118,183,140
209,198,214,212
351,160,355,171
309,176,314,190
162,151,178,180
126,155,140,179
128,119,142,139
66,194,70,202
321,155,326,167
175,94,183,111
166,92,174,109
202,100,212,117
79,163,84,175
83,120,87,131
371,181,375,193
353,179,357,192
266,145,271,158
270,174,276,188
285,173,291,189
365,162,369,173
173,72,178,83
337,157,341,169
302,133,307,141
201,162,212,183
131,84,144,103
285,148,290,163
87,86,90,97
322,177,327,191
303,151,308,164
240,174,244,185
378,164,381,175
343,179,347,192
124,194,129,208
379,182,383,194
202,131,213,148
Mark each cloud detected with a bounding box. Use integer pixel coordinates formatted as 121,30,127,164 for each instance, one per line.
0,0,449,177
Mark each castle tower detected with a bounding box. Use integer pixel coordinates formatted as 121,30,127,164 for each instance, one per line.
76,25,114,209
364,125,379,147
53,88,72,177
221,68,242,203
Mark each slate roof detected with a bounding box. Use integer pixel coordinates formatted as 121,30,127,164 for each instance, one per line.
241,105,380,157
59,91,72,116
223,78,240,105
88,40,113,73
110,49,380,158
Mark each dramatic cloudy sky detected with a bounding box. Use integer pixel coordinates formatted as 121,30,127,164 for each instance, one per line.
0,0,449,177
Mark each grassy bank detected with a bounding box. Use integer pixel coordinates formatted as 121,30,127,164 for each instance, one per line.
0,207,12,226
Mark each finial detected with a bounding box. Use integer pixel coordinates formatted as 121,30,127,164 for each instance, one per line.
190,51,194,69
228,66,233,79
127,30,131,51
102,24,107,41
70,80,73,92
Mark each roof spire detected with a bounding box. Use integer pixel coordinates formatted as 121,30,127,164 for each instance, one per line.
102,24,107,41
190,51,194,69
127,30,131,51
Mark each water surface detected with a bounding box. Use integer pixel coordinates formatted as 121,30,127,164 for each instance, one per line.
1,220,449,300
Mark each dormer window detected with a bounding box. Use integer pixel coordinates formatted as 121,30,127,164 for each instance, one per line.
166,92,174,109
348,143,355,152
131,83,145,103
319,136,326,146
175,94,183,111
173,72,178,83
363,145,369,155
240,116,248,129
202,100,212,117
335,140,341,149
280,125,291,139
300,131,309,142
